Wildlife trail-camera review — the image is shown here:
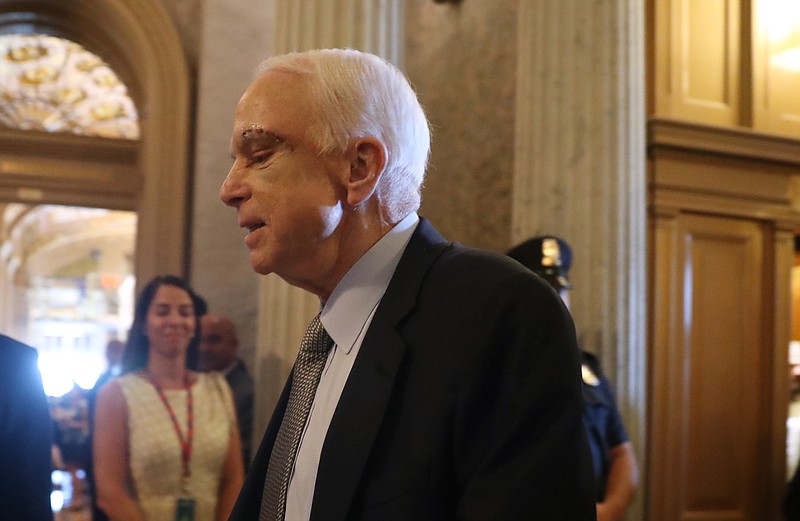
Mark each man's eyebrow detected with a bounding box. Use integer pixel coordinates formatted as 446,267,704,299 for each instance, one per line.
239,125,285,148
231,126,286,158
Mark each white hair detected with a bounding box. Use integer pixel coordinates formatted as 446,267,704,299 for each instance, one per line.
258,48,431,221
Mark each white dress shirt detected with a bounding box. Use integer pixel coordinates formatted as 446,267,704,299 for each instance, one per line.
284,212,419,521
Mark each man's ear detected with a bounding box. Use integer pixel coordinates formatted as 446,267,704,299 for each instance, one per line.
347,138,386,207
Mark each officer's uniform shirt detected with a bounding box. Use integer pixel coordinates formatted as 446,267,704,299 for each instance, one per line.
581,351,629,502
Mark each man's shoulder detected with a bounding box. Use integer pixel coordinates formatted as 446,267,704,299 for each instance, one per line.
428,242,555,297
0,334,36,358
390,219,561,317
438,243,521,269
230,358,252,376
0,335,39,381
226,359,254,388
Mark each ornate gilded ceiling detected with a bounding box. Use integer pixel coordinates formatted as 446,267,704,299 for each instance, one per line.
0,34,139,139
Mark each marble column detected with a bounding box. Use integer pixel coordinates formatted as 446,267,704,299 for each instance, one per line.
191,0,274,434
513,2,647,518
274,0,403,64
255,0,404,438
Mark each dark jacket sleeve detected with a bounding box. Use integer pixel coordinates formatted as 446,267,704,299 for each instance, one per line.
351,244,596,520
448,266,597,520
0,338,54,521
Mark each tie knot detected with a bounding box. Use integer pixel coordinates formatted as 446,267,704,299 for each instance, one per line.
301,314,332,355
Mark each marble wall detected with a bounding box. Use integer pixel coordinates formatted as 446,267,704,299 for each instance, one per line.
406,0,518,252
187,0,274,364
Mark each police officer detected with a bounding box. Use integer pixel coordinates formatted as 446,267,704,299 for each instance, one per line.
507,236,639,521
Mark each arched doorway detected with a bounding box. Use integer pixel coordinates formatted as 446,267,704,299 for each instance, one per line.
0,4,192,512
0,0,192,287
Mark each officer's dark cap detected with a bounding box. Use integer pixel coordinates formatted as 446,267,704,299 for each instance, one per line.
506,235,573,290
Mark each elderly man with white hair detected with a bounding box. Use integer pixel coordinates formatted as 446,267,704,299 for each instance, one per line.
221,48,596,521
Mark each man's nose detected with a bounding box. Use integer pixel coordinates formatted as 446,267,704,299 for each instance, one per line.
220,164,248,207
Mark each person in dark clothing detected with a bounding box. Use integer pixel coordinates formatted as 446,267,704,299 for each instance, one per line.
0,334,54,521
199,313,255,468
507,235,639,521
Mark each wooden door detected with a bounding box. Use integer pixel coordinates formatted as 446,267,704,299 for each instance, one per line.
649,211,770,521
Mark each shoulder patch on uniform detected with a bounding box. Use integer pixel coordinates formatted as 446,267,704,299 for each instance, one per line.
581,363,600,386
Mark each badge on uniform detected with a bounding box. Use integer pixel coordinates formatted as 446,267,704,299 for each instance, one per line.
581,364,600,386
174,497,196,521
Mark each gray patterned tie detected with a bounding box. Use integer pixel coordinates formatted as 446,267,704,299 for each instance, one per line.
260,313,333,521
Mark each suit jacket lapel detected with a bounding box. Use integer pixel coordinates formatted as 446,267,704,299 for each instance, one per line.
311,218,452,520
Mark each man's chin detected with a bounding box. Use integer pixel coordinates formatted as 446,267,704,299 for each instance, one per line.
250,256,274,276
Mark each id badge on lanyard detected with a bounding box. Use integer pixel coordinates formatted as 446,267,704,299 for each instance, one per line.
175,496,196,521
174,474,195,521
146,372,196,521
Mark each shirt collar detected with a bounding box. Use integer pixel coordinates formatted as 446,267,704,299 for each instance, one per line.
321,212,419,354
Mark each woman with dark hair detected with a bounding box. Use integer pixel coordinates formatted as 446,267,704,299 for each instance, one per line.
121,275,208,373
93,275,244,521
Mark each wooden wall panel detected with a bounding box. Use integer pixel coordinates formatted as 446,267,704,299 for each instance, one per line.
792,262,800,340
650,212,766,521
647,121,800,521
0,128,140,210
653,0,742,125
752,0,800,137
651,0,800,139
683,215,763,518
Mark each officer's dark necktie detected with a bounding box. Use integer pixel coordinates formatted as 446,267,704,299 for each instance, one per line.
260,313,333,521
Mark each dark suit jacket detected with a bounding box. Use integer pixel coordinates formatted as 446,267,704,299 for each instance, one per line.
0,335,54,521
230,219,596,520
226,358,255,466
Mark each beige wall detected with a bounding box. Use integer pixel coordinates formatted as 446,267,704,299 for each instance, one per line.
186,0,273,365
406,0,518,252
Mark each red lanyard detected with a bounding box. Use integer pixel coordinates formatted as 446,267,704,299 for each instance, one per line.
146,372,194,481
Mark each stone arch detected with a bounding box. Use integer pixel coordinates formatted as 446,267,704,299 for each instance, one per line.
0,0,191,286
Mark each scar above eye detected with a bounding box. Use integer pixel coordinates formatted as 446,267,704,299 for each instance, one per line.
240,125,285,149
241,124,265,141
